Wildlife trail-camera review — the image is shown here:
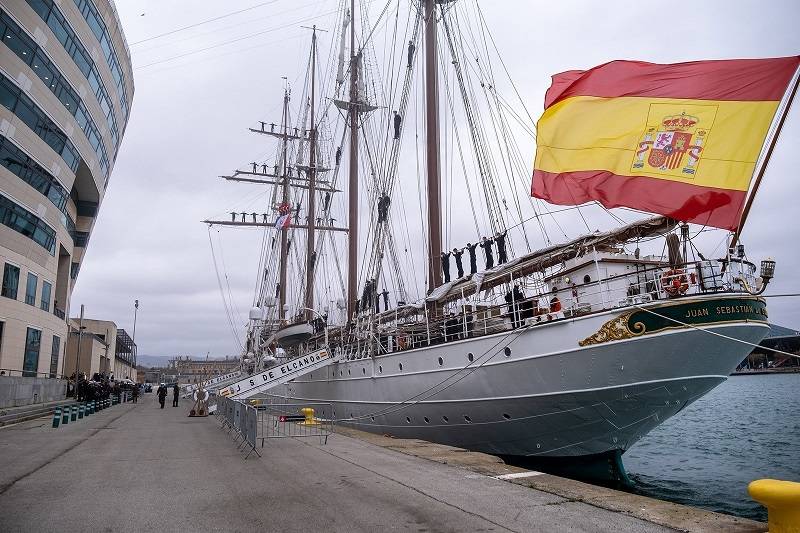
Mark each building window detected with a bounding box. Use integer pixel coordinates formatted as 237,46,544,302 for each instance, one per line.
0,194,57,254
25,272,37,305
40,280,51,311
23,327,41,377
2,263,20,299
49,335,60,378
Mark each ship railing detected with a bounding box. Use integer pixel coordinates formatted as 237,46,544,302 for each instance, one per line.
322,260,757,357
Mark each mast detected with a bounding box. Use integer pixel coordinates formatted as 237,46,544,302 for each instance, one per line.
347,0,359,318
304,27,319,321
424,0,442,291
278,87,290,322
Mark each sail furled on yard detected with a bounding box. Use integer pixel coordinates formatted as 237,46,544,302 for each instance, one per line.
531,56,800,231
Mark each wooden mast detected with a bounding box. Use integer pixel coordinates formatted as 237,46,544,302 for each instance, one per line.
278,86,290,322
347,0,359,319
424,0,442,292
304,27,318,321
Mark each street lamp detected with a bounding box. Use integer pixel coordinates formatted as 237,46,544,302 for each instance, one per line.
132,299,139,368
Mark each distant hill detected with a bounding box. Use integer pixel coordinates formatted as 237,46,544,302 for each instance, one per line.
137,354,170,368
136,354,240,368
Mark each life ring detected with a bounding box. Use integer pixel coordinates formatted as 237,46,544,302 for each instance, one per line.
661,269,689,296
549,297,562,313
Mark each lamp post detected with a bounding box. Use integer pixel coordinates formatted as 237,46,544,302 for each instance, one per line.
73,304,85,397
132,299,139,368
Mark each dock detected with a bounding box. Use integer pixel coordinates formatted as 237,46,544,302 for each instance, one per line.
0,396,765,532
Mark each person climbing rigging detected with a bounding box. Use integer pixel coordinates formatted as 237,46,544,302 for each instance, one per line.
393,111,402,139
377,195,391,223
261,163,268,174
335,146,342,166
480,236,495,269
251,212,257,223
465,242,478,274
453,248,464,278
407,40,415,68
240,212,248,222
495,231,508,264
230,212,237,222
251,162,257,173
381,287,390,312
441,251,452,283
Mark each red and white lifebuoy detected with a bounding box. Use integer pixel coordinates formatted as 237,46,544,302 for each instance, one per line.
661,269,689,296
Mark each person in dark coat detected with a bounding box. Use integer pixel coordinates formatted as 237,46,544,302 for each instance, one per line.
480,236,495,269
496,231,508,264
465,242,478,274
157,384,167,409
172,384,179,407
393,111,402,139
132,384,139,403
452,248,464,278
441,251,451,283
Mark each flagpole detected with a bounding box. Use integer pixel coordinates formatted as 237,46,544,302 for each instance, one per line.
731,65,800,248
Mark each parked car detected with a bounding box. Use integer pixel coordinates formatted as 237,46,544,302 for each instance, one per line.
143,383,152,393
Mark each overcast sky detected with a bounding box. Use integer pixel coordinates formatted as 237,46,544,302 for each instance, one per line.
71,0,800,358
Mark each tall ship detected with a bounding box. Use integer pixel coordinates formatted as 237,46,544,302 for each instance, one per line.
202,1,799,480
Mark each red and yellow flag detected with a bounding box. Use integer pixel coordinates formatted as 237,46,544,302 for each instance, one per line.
532,57,800,230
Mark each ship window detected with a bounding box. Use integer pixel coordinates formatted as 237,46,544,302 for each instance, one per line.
339,370,342,376
437,357,443,366
406,416,411,424
347,369,351,375
424,417,430,424
371,416,375,421
399,363,403,371
502,413,511,420
463,415,472,423
467,352,474,362
442,416,449,423
378,365,382,373
583,274,591,283
504,347,511,357
362,367,365,375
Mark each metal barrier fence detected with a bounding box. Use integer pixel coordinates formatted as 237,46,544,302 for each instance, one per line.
249,400,333,446
215,396,333,457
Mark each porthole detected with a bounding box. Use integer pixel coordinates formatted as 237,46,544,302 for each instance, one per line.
424,417,430,424
362,368,366,375
350,413,353,418
442,416,449,423
504,347,511,357
322,410,325,416
371,416,375,422
437,357,443,366
583,274,591,283
399,363,403,371
467,352,474,362
502,413,511,420
464,415,472,423
379,365,383,373
406,416,411,424
339,370,342,376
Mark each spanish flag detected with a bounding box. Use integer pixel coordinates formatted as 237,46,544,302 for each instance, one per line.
532,56,800,231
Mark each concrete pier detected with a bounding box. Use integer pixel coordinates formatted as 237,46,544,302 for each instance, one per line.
0,395,764,532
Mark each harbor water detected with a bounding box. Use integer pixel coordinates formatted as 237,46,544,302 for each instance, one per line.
623,373,800,521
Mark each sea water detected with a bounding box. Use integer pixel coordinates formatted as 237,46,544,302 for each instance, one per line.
623,373,800,521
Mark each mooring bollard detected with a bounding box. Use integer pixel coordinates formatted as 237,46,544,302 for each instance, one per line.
61,406,69,425
52,407,61,428
749,479,800,533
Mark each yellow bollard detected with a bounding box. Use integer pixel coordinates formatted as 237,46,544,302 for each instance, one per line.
300,407,318,425
748,479,800,533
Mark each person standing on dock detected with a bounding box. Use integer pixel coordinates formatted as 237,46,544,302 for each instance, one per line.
172,384,179,407
157,384,167,409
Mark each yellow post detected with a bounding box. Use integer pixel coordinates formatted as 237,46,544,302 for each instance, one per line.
300,407,318,425
748,479,800,533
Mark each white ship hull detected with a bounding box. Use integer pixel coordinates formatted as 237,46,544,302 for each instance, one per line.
262,294,768,464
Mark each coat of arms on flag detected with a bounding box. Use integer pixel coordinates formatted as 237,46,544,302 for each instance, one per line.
631,105,717,179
